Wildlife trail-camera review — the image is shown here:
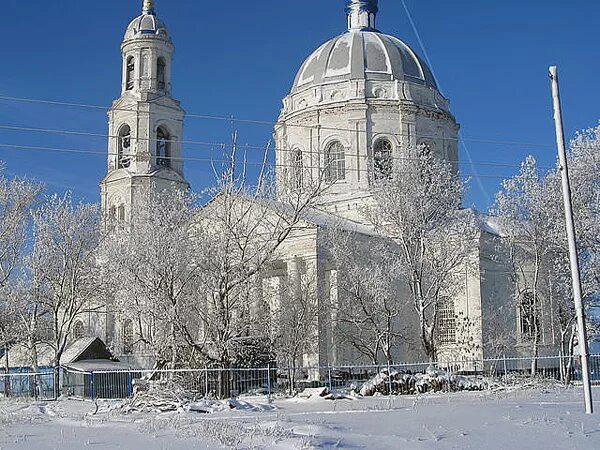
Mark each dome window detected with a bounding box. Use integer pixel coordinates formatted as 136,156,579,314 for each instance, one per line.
324,141,346,182
117,125,132,169
126,56,135,91
373,139,393,180
156,127,171,167
157,57,166,90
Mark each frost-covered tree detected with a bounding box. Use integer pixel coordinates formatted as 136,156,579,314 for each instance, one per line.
28,193,100,375
363,147,477,361
326,228,409,365
101,187,200,367
0,164,41,375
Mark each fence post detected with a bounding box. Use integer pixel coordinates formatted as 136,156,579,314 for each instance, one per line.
204,366,209,398
91,371,96,400
267,363,272,403
503,355,508,378
327,366,332,392
387,361,393,396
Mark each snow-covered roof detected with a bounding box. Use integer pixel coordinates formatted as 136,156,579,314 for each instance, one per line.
292,30,438,93
6,337,114,369
64,359,136,372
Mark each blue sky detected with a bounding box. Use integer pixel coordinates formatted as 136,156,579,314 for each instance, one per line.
1,0,599,210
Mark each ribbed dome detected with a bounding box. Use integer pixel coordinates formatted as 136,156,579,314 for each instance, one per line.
292,30,438,93
124,12,169,41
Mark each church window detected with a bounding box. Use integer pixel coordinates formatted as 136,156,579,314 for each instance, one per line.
373,139,393,180
122,319,134,354
291,149,303,189
437,298,456,345
117,125,132,169
126,56,135,91
324,141,346,182
519,290,540,339
156,127,170,167
157,57,166,90
109,205,117,221
118,204,125,221
73,320,85,340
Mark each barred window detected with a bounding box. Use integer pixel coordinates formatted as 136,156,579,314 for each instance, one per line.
520,291,540,339
324,141,346,182
373,139,393,180
437,299,456,345
73,320,85,340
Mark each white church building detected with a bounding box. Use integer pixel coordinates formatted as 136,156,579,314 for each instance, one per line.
88,0,559,369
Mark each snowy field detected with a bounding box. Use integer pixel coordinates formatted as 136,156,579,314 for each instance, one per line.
1,387,600,449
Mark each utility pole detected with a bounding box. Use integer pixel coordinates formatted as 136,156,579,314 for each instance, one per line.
549,66,593,414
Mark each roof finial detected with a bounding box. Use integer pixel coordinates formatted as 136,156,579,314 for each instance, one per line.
143,0,156,15
347,0,378,31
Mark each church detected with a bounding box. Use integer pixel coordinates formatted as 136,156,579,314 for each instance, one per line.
89,0,559,369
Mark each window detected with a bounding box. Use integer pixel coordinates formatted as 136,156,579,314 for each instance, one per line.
122,319,133,354
109,205,117,221
126,56,135,90
373,139,393,180
157,57,166,90
156,127,170,167
520,291,540,339
118,204,126,221
324,141,345,182
291,149,303,189
117,125,132,169
437,298,456,345
73,320,85,340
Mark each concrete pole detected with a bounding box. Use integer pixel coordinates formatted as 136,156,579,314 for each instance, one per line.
549,66,593,414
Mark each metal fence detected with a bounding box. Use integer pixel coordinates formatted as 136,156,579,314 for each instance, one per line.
3,354,600,401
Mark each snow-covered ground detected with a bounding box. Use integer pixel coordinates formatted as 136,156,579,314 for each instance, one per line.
1,387,600,449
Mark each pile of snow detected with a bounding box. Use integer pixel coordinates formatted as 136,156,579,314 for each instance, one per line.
360,366,487,396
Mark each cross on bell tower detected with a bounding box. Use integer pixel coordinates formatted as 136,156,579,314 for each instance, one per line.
101,0,188,222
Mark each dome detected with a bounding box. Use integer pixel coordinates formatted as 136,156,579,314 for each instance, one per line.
124,2,169,41
292,30,438,93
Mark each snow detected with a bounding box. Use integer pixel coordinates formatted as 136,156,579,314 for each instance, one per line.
2,388,600,449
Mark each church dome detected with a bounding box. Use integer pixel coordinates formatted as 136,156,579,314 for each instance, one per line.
291,1,438,93
124,1,170,41
292,31,437,93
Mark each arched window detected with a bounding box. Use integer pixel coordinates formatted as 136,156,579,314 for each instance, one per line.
122,319,133,354
291,149,303,189
324,141,345,182
118,204,125,221
373,139,393,180
73,320,85,340
156,127,170,167
117,125,132,169
126,56,135,91
436,298,456,345
157,57,166,90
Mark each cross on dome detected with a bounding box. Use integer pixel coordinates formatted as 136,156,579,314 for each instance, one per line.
347,0,379,31
143,0,156,15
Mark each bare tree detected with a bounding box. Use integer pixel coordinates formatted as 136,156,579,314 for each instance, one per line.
363,147,477,361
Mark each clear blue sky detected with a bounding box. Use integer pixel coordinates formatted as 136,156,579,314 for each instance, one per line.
1,0,599,210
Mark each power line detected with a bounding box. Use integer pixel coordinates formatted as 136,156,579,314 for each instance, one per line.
0,94,560,150
0,142,554,180
0,124,552,171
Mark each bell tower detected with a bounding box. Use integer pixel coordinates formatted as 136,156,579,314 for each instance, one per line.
101,0,188,222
